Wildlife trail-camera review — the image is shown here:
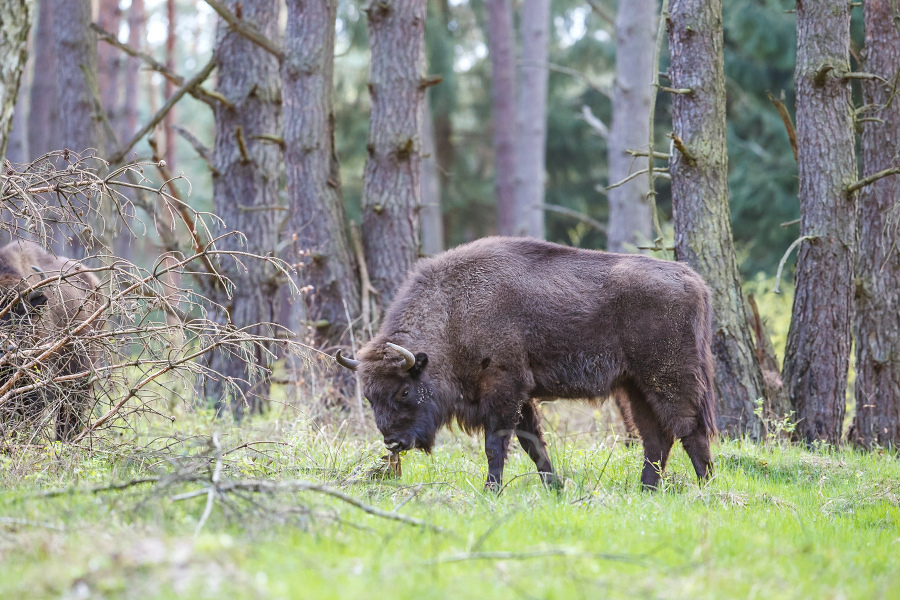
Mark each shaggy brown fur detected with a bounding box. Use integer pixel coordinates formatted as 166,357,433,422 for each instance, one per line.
0,242,103,440
339,237,716,490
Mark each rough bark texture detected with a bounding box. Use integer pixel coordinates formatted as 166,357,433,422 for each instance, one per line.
120,0,144,145
852,0,900,448
207,0,283,417
0,0,33,160
420,93,444,255
97,0,121,133
668,0,765,438
606,0,654,253
164,0,177,166
782,0,857,445
29,0,56,158
361,0,426,311
52,0,103,155
514,0,549,239
485,0,517,236
283,0,361,349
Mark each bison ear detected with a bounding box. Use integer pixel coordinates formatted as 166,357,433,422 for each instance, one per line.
410,352,429,378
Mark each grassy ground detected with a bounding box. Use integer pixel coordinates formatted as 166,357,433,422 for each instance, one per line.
1,406,898,600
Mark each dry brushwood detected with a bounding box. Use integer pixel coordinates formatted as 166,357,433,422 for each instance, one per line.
0,151,310,444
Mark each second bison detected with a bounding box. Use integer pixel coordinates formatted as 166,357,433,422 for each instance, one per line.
337,237,716,490
0,241,103,441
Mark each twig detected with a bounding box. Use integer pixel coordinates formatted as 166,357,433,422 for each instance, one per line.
846,166,900,193
580,105,609,138
235,125,251,163
519,60,611,98
202,0,284,61
667,133,697,166
251,133,286,148
418,548,643,566
659,86,692,95
350,222,378,332
172,125,218,174
195,433,223,535
767,91,798,161
606,167,668,191
537,203,607,234
0,517,66,532
36,477,161,498
773,235,813,294
109,57,217,164
627,149,670,160
780,218,801,228
586,0,615,29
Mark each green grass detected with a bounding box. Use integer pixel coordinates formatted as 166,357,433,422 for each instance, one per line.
1,411,899,600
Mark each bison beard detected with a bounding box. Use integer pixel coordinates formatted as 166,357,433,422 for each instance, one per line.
337,237,716,490
0,242,103,441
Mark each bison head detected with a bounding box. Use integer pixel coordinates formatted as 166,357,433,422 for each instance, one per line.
336,342,443,453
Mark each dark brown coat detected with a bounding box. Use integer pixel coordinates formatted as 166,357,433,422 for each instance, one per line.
337,237,716,489
0,242,103,440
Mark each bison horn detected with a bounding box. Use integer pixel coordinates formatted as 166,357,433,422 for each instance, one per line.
386,342,416,372
335,349,360,371
31,265,47,280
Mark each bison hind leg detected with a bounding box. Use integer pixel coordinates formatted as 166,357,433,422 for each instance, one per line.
615,379,674,490
679,426,713,484
515,399,559,489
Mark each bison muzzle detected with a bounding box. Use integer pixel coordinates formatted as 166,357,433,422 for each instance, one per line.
336,237,716,490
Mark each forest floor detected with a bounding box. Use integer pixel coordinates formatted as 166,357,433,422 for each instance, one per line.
1,403,898,600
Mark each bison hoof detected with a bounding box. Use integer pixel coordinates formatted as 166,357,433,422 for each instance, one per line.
483,479,501,493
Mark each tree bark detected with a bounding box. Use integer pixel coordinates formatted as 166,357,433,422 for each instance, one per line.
120,0,145,145
514,0,549,239
782,0,857,445
851,0,900,448
485,0,517,236
606,0,654,253
97,0,121,136
361,0,426,311
29,0,57,158
283,0,361,349
52,0,103,155
164,0,177,167
0,0,33,161
207,0,283,417
420,93,444,255
668,0,765,437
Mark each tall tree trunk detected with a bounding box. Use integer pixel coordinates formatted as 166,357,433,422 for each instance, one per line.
782,0,857,445
668,0,765,437
29,0,57,158
207,0,283,418
53,0,103,156
485,0,517,236
430,0,454,193
606,0,655,253
97,0,121,136
514,0,549,239
420,93,444,255
120,0,145,145
852,0,900,448
361,0,426,311
4,21,31,164
164,0,177,166
283,0,361,349
0,0,33,161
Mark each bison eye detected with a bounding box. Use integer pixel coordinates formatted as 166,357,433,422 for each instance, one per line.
401,388,410,399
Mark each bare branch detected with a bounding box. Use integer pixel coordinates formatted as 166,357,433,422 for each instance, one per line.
846,166,900,193
537,203,607,234
202,0,284,61
767,90,799,162
172,125,218,175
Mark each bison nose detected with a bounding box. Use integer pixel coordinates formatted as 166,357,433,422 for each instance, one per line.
384,436,410,452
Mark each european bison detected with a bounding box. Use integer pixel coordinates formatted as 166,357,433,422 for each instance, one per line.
0,241,103,441
336,237,716,490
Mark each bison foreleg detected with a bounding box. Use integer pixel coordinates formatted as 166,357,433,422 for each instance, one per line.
515,399,559,489
680,427,713,485
484,428,512,492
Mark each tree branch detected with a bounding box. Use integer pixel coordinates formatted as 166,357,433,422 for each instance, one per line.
538,203,607,234
109,57,217,165
767,90,798,162
202,0,284,61
846,166,900,193
172,125,218,175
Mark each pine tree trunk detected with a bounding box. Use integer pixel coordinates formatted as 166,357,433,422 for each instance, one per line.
606,0,654,253
361,0,426,311
120,0,144,145
485,0,517,236
207,0,283,417
97,0,121,134
53,0,103,156
668,0,765,438
852,0,900,448
164,0,177,167
514,0,549,239
420,93,444,255
431,0,454,194
0,0,33,161
283,0,361,349
782,0,857,445
29,0,57,158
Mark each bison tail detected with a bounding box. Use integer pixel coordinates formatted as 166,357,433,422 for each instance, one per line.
695,287,718,438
